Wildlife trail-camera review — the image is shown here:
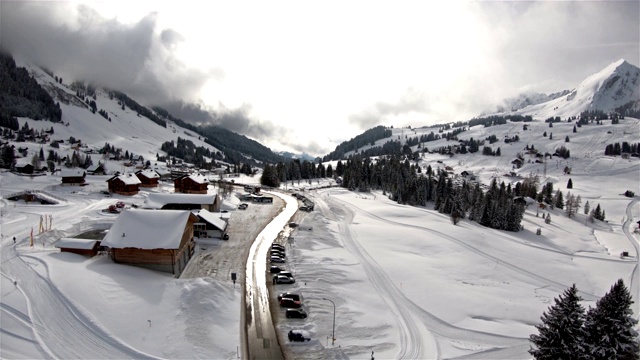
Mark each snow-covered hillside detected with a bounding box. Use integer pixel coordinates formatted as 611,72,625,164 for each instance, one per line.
13,60,223,174
516,59,640,119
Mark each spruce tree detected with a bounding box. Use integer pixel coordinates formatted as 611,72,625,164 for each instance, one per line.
529,284,586,360
583,279,639,359
567,178,573,189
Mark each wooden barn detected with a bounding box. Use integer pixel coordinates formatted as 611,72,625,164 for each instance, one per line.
142,192,220,212
174,174,209,194
135,169,160,188
60,169,86,185
87,163,107,175
106,173,141,196
100,209,198,276
55,238,100,257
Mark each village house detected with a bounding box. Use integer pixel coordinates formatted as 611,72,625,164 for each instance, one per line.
86,163,107,175
100,209,198,276
174,174,209,194
193,209,228,239
142,192,221,212
55,238,100,257
135,169,160,188
106,173,141,196
60,168,86,185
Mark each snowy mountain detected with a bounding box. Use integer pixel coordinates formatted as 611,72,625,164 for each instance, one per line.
514,59,640,119
481,60,639,121
484,90,571,114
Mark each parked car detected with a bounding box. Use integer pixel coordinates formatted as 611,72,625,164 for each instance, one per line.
299,205,313,212
270,266,283,273
288,329,310,342
271,250,285,258
270,256,285,263
238,203,249,210
222,233,229,240
288,222,298,228
279,298,301,308
277,292,302,302
271,244,285,251
278,271,293,278
285,308,307,319
273,275,295,284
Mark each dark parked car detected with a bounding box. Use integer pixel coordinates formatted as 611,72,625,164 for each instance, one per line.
288,222,298,228
278,271,293,278
270,266,283,273
238,203,249,210
274,275,295,284
288,330,310,342
299,205,313,212
285,308,307,319
222,233,229,240
278,292,302,302
270,256,285,263
279,298,301,308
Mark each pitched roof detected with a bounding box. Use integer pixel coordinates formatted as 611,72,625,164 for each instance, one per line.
100,209,194,249
55,238,99,250
136,169,159,179
60,168,86,177
107,173,142,185
143,193,217,209
178,174,208,184
194,209,227,231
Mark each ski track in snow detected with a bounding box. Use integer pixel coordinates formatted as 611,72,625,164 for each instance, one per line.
1,195,160,360
622,199,640,319
314,192,432,359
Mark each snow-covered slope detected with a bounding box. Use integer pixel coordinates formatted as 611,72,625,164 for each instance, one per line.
516,59,640,119
12,61,223,173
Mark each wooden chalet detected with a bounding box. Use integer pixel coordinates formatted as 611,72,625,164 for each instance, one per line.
135,169,160,188
55,238,100,257
87,163,106,175
174,174,209,194
100,209,198,276
142,192,220,212
193,209,228,239
16,164,34,175
106,173,141,196
60,169,86,185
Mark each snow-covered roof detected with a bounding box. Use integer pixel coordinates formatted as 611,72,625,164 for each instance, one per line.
110,173,142,185
153,167,171,176
100,209,193,249
60,169,86,177
136,169,159,179
55,238,98,250
194,209,227,231
180,174,208,184
143,193,217,209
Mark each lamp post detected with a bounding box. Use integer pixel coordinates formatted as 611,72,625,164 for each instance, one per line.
322,297,336,345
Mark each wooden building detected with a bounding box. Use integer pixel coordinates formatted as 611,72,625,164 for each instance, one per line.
106,173,141,196
60,169,87,185
100,209,198,276
55,238,100,257
174,174,209,194
193,209,228,239
135,169,160,188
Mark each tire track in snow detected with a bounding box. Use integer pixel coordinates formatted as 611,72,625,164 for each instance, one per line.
622,199,640,319
316,193,434,359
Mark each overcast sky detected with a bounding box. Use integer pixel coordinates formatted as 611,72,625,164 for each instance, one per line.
1,1,638,157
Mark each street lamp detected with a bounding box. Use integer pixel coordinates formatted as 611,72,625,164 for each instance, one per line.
322,297,336,345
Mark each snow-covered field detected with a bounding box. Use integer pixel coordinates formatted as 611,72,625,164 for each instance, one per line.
1,60,639,358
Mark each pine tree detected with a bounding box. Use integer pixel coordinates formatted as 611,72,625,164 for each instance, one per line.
567,178,573,189
529,284,586,360
584,200,590,215
583,279,639,359
554,190,564,210
565,193,575,218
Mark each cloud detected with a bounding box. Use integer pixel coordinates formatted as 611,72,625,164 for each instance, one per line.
0,1,207,105
348,88,429,129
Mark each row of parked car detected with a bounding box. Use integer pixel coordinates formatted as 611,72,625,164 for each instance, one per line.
269,243,309,322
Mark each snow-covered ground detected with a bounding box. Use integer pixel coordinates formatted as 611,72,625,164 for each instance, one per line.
1,155,638,359
1,60,639,358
